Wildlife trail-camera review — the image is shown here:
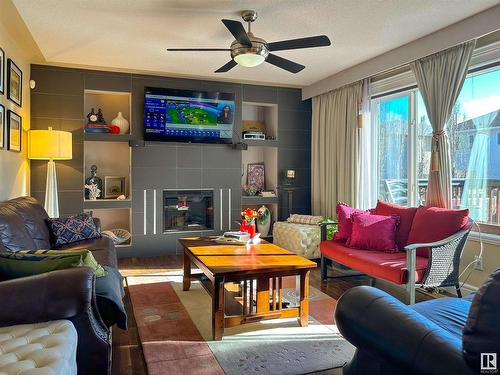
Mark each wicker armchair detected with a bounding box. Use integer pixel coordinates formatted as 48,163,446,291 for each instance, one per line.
404,219,473,304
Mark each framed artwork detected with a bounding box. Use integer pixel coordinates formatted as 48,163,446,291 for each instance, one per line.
0,48,4,95
247,163,265,192
104,176,126,198
0,104,4,149
7,58,22,107
7,110,21,152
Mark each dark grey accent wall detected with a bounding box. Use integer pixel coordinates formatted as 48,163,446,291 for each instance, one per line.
30,67,85,217
30,65,311,257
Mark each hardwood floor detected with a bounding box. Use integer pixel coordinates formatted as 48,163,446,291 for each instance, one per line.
111,255,436,375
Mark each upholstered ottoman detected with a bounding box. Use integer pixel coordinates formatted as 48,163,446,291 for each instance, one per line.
273,215,323,259
0,320,77,375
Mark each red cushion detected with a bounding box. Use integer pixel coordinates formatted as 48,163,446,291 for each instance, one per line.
407,206,469,257
334,202,372,242
321,240,428,284
347,213,399,253
375,200,417,250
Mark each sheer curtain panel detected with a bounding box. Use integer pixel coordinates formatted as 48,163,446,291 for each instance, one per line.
311,82,363,217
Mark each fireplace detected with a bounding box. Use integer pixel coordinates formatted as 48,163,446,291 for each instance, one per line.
163,190,214,232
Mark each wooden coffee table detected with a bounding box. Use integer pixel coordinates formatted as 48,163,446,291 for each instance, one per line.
179,237,317,340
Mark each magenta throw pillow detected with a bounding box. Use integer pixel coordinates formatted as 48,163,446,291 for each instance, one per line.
347,212,400,252
334,202,373,242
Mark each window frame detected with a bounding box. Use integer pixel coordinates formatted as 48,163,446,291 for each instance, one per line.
370,88,421,207
370,64,500,237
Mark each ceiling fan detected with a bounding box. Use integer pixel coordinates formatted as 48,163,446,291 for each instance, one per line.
167,10,331,74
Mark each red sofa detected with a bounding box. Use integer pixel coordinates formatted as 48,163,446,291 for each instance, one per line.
320,202,472,304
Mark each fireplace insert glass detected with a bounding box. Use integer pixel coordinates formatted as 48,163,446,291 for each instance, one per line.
163,190,214,232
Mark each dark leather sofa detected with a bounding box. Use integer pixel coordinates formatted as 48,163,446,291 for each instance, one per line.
0,196,123,375
335,269,500,375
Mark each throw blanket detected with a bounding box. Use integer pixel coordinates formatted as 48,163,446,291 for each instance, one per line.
95,266,127,329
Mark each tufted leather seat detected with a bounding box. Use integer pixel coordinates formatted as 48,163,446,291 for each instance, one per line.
0,197,119,374
273,221,321,259
0,320,77,375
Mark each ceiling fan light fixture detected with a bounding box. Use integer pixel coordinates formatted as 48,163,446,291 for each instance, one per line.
234,52,265,67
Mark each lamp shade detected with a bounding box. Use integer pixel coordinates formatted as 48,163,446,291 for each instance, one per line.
234,53,265,67
28,127,72,160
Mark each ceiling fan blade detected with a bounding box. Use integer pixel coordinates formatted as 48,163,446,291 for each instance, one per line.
266,54,305,73
221,19,252,47
167,48,230,51
215,60,237,73
267,35,331,51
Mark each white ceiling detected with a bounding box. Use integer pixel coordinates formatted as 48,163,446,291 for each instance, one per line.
12,0,499,87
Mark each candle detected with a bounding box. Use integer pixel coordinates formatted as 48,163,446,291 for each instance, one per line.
286,170,295,179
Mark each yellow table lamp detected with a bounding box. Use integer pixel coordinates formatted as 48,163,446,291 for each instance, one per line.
28,127,72,218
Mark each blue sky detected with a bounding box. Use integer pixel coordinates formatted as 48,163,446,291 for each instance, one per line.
378,67,500,127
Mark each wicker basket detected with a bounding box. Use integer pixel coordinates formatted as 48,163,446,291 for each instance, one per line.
102,229,131,245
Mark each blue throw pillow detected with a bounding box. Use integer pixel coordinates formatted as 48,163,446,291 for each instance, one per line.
48,213,101,247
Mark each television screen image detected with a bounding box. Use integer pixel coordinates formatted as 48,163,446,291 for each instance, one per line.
144,87,235,144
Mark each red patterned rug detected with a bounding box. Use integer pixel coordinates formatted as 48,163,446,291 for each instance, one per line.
127,275,352,375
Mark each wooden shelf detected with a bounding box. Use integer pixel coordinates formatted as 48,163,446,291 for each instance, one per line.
83,199,132,209
241,196,278,205
243,139,278,147
84,133,132,142
116,242,132,248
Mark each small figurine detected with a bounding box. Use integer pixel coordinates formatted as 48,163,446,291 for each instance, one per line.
85,165,103,199
97,109,106,124
85,184,101,201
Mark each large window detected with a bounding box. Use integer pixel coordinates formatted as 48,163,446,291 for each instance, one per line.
371,65,500,232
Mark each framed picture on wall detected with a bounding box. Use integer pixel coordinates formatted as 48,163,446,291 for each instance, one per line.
7,58,22,107
104,176,126,198
7,110,21,152
247,163,265,192
0,48,5,95
0,104,5,149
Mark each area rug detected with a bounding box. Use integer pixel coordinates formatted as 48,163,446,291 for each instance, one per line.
127,273,354,375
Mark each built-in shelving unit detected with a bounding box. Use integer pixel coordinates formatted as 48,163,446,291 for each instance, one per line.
83,90,133,247
241,101,279,231
84,90,132,135
83,207,132,247
242,101,278,140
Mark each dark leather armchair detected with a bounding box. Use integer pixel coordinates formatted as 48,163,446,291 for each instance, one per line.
335,286,474,375
0,267,111,375
335,268,500,375
0,196,125,375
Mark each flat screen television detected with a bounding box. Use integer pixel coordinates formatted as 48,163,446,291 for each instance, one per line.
144,87,235,144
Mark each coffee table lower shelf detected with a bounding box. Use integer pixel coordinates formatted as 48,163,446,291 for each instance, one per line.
184,263,310,340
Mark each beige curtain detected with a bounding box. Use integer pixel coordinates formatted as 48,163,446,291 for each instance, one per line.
410,40,476,208
311,82,362,218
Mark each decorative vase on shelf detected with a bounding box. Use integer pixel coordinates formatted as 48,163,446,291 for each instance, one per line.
257,205,271,237
84,165,102,200
111,112,130,134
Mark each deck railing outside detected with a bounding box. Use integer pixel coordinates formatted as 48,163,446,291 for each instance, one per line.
381,178,500,226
